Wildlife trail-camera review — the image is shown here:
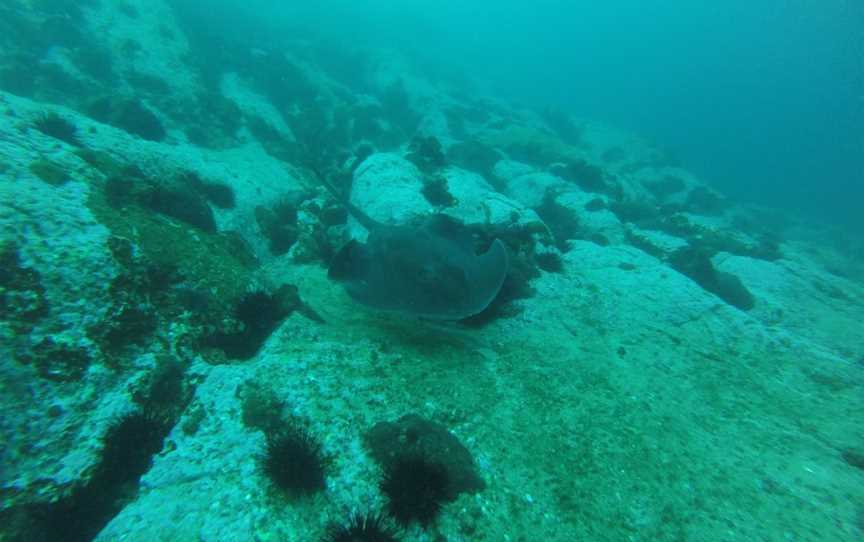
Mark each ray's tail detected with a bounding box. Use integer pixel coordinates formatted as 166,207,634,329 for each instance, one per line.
309,166,379,232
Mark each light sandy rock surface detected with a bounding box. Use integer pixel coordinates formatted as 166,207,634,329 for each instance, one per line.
1,2,863,541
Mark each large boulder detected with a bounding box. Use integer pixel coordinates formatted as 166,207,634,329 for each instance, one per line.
348,153,432,239
349,153,543,239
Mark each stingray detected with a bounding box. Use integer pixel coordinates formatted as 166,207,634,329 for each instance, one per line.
320,174,509,320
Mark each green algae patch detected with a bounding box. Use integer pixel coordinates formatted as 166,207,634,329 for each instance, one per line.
480,125,581,166
85,177,254,313
238,380,285,432
16,337,93,382
29,158,70,185
0,242,49,334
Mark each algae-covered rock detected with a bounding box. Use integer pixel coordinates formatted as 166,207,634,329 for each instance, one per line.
0,242,49,334
16,337,93,382
365,413,485,499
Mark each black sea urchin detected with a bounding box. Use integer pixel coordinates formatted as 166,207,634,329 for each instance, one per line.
322,512,400,542
380,455,451,527
261,426,326,497
97,409,171,486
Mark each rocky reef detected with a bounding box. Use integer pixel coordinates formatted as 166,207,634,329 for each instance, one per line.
0,1,863,541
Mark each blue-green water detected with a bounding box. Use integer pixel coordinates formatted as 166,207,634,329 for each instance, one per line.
192,0,864,228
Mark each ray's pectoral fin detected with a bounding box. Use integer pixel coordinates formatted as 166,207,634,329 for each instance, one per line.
464,239,509,316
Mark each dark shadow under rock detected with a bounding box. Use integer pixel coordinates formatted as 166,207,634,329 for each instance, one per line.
446,140,502,180
204,285,321,361
534,191,581,252
88,97,166,142
551,160,608,193
139,184,216,232
669,246,755,311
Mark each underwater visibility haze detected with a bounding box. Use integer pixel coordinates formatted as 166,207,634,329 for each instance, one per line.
0,0,863,541
270,0,864,228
